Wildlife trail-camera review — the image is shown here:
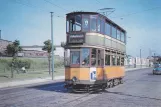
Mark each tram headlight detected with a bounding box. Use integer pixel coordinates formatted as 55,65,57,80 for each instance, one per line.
72,77,77,82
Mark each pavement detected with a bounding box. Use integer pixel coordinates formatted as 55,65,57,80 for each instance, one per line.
0,67,149,89
1,68,160,107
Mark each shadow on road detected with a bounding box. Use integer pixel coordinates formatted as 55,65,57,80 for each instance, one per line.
27,81,69,93
26,81,103,94
104,91,161,101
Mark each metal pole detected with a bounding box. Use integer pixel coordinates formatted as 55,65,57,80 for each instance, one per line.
154,53,156,64
0,30,1,39
140,49,142,68
50,12,54,80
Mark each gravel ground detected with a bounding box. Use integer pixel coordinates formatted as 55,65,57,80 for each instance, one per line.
1,68,161,107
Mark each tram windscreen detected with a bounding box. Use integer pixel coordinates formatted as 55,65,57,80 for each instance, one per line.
69,15,82,31
70,51,80,64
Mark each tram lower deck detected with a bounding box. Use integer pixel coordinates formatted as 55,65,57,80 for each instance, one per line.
64,47,125,92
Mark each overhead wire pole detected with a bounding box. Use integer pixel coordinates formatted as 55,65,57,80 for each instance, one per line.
50,12,54,80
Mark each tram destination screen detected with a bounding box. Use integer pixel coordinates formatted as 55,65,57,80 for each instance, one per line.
68,34,85,43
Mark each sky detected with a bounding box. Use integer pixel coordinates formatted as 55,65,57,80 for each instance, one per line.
0,0,161,57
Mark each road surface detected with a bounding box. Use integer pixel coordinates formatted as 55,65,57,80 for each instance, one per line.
1,68,161,107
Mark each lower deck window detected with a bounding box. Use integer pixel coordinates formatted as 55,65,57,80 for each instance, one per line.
71,51,80,65
91,48,97,66
112,55,116,65
121,57,124,66
105,54,110,65
117,56,120,65
81,48,90,66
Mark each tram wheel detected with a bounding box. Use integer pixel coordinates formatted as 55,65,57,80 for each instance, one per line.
120,78,123,84
113,79,118,86
101,84,107,91
108,80,113,88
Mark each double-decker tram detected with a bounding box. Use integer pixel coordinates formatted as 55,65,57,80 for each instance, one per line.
64,11,126,92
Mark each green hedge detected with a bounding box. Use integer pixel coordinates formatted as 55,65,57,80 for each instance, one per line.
0,57,64,72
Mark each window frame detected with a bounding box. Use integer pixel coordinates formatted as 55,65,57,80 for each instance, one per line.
90,15,97,32
121,31,125,42
105,53,111,66
70,49,81,67
81,48,90,67
111,26,117,39
90,48,97,67
68,15,82,32
117,29,121,41
82,15,90,32
105,22,111,36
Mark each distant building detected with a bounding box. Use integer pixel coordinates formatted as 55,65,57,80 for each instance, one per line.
18,50,48,58
0,39,12,56
0,39,63,58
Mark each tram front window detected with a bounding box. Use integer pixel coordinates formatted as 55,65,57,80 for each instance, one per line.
69,15,82,32
81,48,90,66
71,51,80,65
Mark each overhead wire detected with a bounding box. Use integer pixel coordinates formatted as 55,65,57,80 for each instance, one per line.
10,0,65,19
111,6,161,18
43,0,69,12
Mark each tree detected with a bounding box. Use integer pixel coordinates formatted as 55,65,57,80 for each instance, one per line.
42,40,56,75
61,42,66,66
6,40,22,78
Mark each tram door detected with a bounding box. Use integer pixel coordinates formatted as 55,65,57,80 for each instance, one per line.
90,48,105,81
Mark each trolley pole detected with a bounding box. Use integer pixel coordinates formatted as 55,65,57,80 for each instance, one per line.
50,12,54,80
140,49,142,68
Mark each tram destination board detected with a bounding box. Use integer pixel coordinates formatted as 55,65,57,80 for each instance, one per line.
68,34,85,44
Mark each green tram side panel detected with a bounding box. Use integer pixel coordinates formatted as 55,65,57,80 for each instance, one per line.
85,33,126,53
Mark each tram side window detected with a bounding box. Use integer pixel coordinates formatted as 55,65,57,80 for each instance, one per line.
117,30,121,40
105,54,110,66
100,20,104,34
70,51,80,65
81,48,90,66
112,55,116,65
91,48,97,66
117,56,121,65
112,26,117,39
66,20,69,32
97,18,101,33
105,22,111,36
90,16,97,32
121,57,124,66
82,16,89,32
121,32,125,42
97,50,101,66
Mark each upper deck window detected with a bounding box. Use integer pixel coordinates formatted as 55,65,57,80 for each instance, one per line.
100,19,104,34
112,26,117,38
69,15,82,32
97,17,101,33
90,15,97,32
82,15,89,32
105,22,111,36
117,30,121,40
121,31,125,42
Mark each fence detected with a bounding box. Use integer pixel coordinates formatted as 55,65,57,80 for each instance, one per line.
124,57,150,68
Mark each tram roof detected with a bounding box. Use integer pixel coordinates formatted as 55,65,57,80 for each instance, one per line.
66,11,126,33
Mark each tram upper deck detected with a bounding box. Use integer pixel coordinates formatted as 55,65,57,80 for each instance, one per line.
66,12,126,53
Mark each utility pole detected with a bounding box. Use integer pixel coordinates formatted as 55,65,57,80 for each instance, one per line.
140,49,142,68
154,53,156,64
0,30,1,39
50,12,54,80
